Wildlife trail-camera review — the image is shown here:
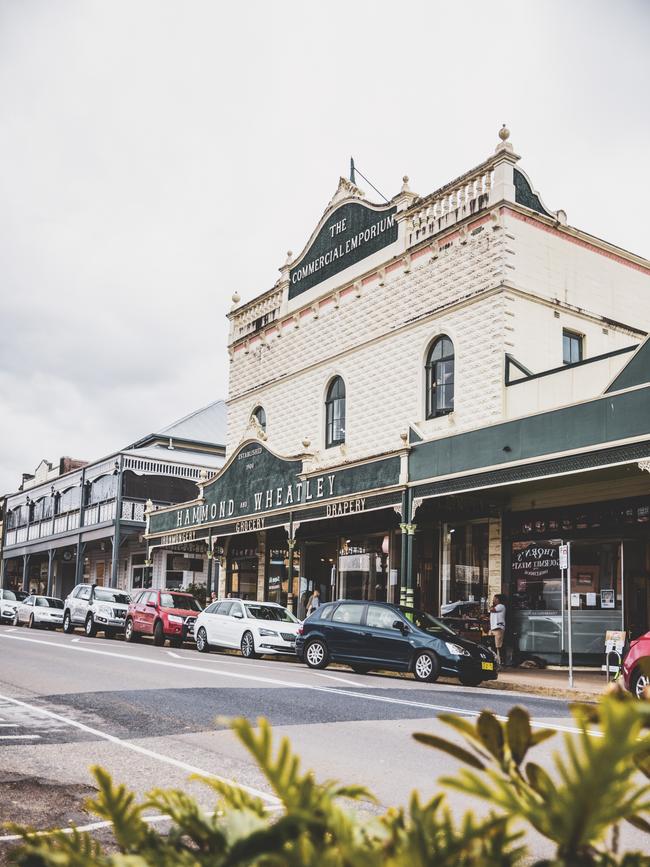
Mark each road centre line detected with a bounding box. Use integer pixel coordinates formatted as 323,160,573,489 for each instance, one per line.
0,691,280,805
0,632,601,737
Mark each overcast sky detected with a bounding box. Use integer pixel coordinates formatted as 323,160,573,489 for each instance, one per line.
1,0,648,494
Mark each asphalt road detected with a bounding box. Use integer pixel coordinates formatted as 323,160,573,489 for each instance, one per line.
0,623,645,861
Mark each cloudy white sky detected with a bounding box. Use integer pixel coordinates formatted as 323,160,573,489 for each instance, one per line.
0,0,648,493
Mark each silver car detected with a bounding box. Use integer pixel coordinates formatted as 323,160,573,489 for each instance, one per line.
14,595,64,629
63,583,131,637
0,589,20,624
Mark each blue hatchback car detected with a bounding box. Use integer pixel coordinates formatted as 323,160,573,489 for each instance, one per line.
295,599,497,686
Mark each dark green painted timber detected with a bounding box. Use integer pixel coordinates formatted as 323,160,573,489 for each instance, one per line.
606,337,650,392
148,442,401,537
409,385,650,483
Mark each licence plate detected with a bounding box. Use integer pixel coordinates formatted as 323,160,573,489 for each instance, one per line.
481,661,494,671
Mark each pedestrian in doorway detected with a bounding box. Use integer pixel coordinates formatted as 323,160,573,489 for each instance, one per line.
489,593,506,666
210,591,217,603
306,589,320,616
226,592,232,598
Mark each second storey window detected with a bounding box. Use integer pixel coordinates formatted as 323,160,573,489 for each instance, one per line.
563,329,583,365
252,405,266,432
426,335,455,418
325,376,346,448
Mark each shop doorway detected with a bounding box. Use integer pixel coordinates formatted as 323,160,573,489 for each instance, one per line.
227,533,259,600
624,539,650,640
302,540,337,613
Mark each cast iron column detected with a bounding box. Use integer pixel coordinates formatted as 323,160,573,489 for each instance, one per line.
46,549,54,596
22,552,30,592
110,456,124,588
206,532,213,599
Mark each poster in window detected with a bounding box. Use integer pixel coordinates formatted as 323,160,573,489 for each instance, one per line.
601,589,615,609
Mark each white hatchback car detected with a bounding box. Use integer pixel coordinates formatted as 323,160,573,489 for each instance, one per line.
195,599,301,658
14,595,64,629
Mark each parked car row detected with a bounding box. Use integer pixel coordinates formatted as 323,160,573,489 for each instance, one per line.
5,582,648,695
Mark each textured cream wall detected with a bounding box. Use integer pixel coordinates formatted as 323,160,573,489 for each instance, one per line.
227,225,508,465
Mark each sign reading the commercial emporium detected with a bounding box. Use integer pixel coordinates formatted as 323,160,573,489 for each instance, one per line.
289,201,398,299
147,442,401,537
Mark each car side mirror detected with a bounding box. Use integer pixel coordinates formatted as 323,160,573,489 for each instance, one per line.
393,619,408,633
146,600,157,608
233,612,244,619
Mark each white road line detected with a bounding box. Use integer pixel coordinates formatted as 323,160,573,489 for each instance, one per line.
0,632,599,737
0,803,284,843
313,672,367,688
0,734,40,740
71,638,80,643
0,692,280,805
4,628,17,633
166,651,181,658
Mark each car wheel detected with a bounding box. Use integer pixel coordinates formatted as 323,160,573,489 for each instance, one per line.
63,611,74,634
153,620,165,647
241,631,259,659
631,668,650,700
305,639,329,669
125,619,138,642
12,612,19,627
459,674,482,687
196,627,210,653
85,616,97,637
413,651,440,683
28,614,37,629
351,665,371,674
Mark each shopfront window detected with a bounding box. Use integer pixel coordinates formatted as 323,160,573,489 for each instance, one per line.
569,542,621,611
266,545,289,606
338,535,389,601
132,553,152,589
442,522,489,607
227,533,259,600
511,541,562,611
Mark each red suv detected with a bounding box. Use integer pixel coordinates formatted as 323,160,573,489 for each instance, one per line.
623,631,650,699
125,589,202,647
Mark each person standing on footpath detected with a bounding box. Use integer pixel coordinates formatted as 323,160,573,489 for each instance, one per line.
489,593,506,666
306,588,320,617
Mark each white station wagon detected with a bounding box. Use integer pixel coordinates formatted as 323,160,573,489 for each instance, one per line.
194,599,301,658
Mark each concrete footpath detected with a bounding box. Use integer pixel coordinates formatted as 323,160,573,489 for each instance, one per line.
480,667,608,702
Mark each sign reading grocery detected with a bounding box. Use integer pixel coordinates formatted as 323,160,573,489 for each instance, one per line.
289,201,397,299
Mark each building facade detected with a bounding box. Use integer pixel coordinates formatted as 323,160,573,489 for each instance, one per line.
1,401,227,598
146,128,650,663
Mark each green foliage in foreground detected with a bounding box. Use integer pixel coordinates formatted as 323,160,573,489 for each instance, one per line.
6,687,650,866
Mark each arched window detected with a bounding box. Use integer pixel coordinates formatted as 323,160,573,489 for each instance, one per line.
325,377,346,448
426,336,454,418
252,406,266,432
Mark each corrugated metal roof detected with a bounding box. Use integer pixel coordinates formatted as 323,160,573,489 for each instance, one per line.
157,400,227,446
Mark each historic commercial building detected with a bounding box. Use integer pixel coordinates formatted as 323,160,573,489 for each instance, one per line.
146,128,650,663
1,401,226,597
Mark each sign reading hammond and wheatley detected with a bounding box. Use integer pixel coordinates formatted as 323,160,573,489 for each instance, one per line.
289,201,397,299
147,442,401,537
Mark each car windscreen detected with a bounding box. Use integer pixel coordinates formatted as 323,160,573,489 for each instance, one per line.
94,589,131,604
36,598,64,608
1,590,17,601
160,593,202,611
398,607,457,637
245,604,297,623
